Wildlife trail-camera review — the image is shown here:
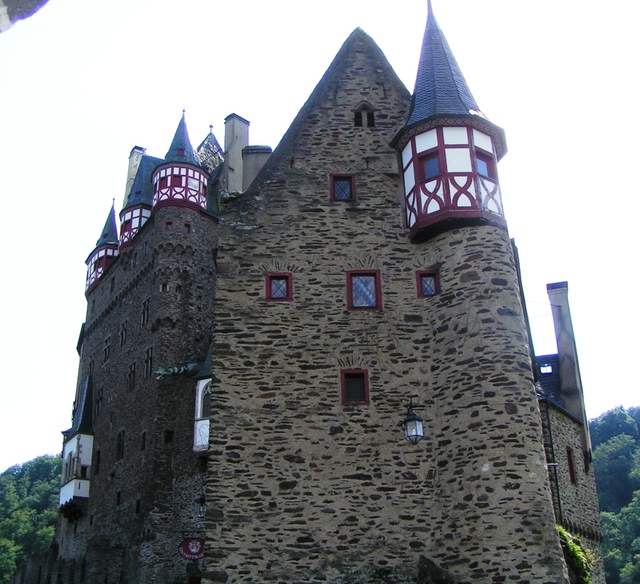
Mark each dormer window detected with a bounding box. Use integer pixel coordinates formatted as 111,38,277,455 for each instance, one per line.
177,148,185,157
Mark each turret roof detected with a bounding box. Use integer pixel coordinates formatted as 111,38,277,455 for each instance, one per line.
164,112,199,165
123,154,164,210
94,205,118,248
407,0,481,125
62,376,93,438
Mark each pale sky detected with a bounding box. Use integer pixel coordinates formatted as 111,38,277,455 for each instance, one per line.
1,0,638,473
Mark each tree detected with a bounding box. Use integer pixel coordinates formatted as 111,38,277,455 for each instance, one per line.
590,407,639,450
0,455,61,584
593,434,640,513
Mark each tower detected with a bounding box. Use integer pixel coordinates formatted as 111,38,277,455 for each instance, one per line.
55,115,222,583
201,6,568,582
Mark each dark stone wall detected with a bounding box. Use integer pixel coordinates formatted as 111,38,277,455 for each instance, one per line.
52,204,218,583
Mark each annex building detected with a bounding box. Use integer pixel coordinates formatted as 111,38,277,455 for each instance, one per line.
17,3,603,583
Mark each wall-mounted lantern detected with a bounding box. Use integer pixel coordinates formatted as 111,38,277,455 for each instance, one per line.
403,399,424,445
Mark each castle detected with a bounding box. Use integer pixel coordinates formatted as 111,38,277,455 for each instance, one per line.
25,3,603,583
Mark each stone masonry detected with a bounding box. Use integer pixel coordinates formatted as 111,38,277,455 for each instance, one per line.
204,30,568,583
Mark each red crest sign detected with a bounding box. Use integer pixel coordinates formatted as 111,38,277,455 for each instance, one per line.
178,538,205,560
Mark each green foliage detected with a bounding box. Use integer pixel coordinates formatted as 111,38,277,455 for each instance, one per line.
0,455,61,584
590,407,639,450
590,408,640,584
557,525,593,584
593,434,640,513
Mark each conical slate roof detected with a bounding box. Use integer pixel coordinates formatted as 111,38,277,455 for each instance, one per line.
165,112,199,165
95,205,118,248
62,376,93,439
406,1,481,126
123,154,164,210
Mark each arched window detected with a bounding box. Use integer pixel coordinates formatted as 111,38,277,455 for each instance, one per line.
353,102,375,127
194,380,211,451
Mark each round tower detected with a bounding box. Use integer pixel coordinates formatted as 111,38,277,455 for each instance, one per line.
152,112,209,213
85,205,118,294
389,3,569,580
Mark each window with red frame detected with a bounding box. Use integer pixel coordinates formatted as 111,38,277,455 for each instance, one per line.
330,174,355,201
341,370,369,405
265,273,293,301
416,270,440,298
476,150,497,179
347,270,381,310
419,151,441,181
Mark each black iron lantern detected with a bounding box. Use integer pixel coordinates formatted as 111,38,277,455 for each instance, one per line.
403,399,424,444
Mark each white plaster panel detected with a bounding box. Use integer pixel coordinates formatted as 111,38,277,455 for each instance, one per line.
443,127,468,145
445,148,472,172
473,129,493,152
402,143,413,168
404,163,415,195
415,129,438,153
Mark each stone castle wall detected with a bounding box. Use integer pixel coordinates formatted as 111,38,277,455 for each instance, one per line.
540,401,604,583
203,31,568,583
51,204,218,583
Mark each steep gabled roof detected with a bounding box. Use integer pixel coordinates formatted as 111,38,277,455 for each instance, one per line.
407,0,481,125
123,154,164,210
164,112,199,165
197,127,224,175
62,376,93,439
245,28,410,192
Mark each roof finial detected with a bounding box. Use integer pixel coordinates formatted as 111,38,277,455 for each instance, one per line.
209,124,213,134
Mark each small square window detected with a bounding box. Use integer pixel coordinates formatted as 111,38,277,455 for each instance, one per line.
341,370,369,405
265,273,293,301
183,222,191,234
347,270,382,310
165,220,173,231
416,270,440,298
421,152,440,181
330,174,355,201
476,150,496,179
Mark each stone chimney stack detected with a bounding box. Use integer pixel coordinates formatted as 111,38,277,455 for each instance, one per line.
223,113,250,195
123,146,145,207
547,281,593,462
242,145,272,191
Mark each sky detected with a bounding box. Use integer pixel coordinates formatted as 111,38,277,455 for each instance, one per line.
0,0,638,474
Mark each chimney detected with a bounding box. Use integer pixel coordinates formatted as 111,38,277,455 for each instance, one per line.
547,281,593,462
242,145,272,191
223,114,250,195
123,146,145,207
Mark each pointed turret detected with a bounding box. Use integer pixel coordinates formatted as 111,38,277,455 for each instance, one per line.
164,111,199,165
59,376,94,519
119,153,163,248
393,1,507,242
152,113,209,212
85,205,119,293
